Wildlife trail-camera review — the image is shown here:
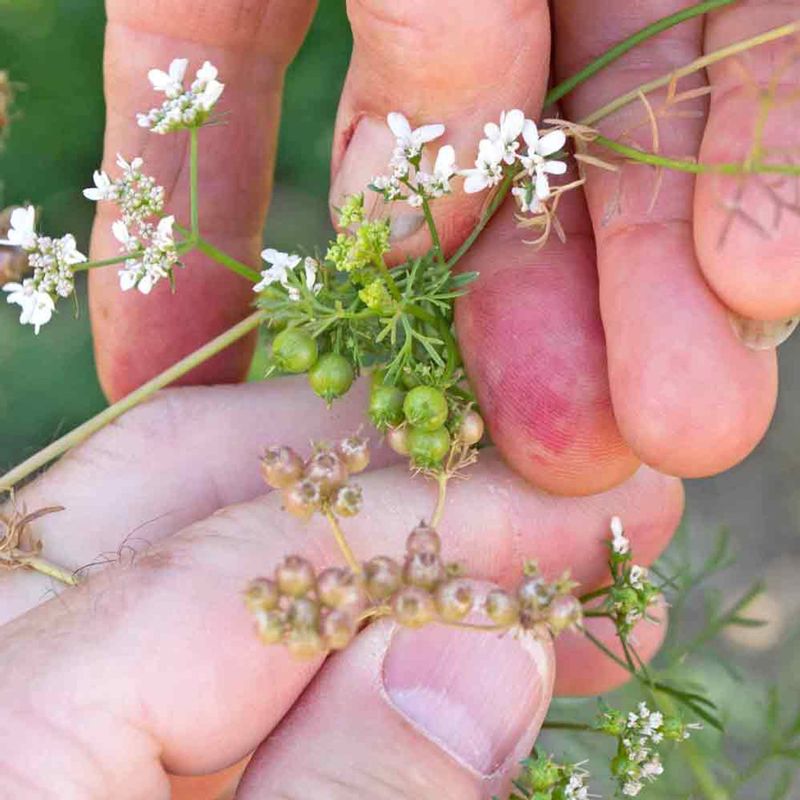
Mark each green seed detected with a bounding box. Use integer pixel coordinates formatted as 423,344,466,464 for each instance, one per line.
369,384,406,430
403,386,449,431
407,425,451,468
308,353,355,402
271,328,318,374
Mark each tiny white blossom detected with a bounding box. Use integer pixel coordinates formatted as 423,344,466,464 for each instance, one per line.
484,108,525,164
629,564,649,590
147,58,189,97
83,170,115,202
3,279,55,334
254,248,302,292
520,120,568,200
610,515,630,555
286,257,321,301
512,183,544,214
7,205,37,250
622,780,643,797
461,137,505,193
387,112,445,160
115,215,177,294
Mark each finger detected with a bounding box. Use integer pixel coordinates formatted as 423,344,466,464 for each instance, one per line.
0,455,681,795
553,1,778,477
456,185,640,495
237,609,553,799
0,376,394,625
90,0,317,401
695,4,800,321
329,0,550,255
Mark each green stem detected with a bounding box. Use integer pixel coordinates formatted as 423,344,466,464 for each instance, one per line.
405,303,459,378
579,585,611,604
0,310,266,489
192,235,262,283
375,257,402,302
545,0,737,106
421,198,445,269
190,126,200,236
596,134,800,175
72,253,136,272
541,721,595,733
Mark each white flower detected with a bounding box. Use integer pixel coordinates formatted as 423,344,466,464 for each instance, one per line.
610,515,630,555
116,153,144,174
7,205,37,250
512,184,543,214
82,170,115,202
286,257,321,301
629,564,648,590
115,215,177,294
147,58,188,97
3,279,55,334
461,137,505,193
254,248,303,292
520,120,568,200
387,112,445,160
421,144,457,198
484,109,525,164
622,780,642,797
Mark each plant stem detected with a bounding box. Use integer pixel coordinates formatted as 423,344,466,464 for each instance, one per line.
192,235,263,283
72,253,134,272
541,721,595,733
545,0,737,106
190,126,200,236
421,198,445,268
579,585,611,604
0,310,266,489
405,303,459,378
431,472,448,527
324,509,362,575
582,20,800,125
16,555,78,586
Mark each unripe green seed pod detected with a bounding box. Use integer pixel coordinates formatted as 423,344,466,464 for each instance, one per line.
435,579,474,622
317,567,363,610
485,588,520,626
403,386,449,432
275,555,316,597
369,384,406,430
282,478,321,520
406,522,441,555
458,409,485,446
407,425,451,468
337,435,371,474
260,445,304,489
253,608,285,645
386,426,409,456
286,628,325,660
403,551,446,591
287,596,321,630
271,328,318,374
308,353,355,402
304,450,349,494
331,483,363,517
392,586,437,628
244,577,280,613
364,555,402,600
322,609,355,650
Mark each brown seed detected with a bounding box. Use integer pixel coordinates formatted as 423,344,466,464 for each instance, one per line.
386,426,409,456
458,410,485,446
547,594,583,635
435,579,474,623
485,588,520,627
406,522,441,555
253,608,285,645
243,577,280,612
331,483,363,517
286,629,325,660
392,586,437,628
282,479,322,520
304,449,349,494
517,576,553,610
322,609,355,650
337,436,370,474
403,551,445,591
317,567,364,610
275,555,316,597
364,556,402,600
260,445,304,489
287,596,321,630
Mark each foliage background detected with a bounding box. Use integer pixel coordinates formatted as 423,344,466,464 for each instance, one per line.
1,2,799,797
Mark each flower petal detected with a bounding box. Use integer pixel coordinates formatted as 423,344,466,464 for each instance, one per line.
538,129,566,157
500,109,525,142
543,159,567,175
168,58,189,83
462,171,489,194
535,171,550,200
522,119,539,150
387,112,411,140
413,123,445,144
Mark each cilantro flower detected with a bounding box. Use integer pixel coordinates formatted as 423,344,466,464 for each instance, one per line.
461,137,505,193
520,119,568,200
3,279,55,334
483,108,525,164
115,215,178,294
387,111,445,161
610,515,630,555
6,205,37,250
255,248,303,292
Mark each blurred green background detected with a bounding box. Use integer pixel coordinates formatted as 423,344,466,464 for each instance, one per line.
2,2,799,797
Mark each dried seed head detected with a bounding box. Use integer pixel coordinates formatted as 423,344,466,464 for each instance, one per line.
391,585,437,628
322,609,355,650
386,426,409,456
282,479,322,520
435,579,474,623
244,577,280,612
517,576,554,610
275,555,316,597
331,483,363,517
337,435,370,474
405,522,441,555
363,555,402,600
305,449,349,494
485,588,520,627
547,594,583,635
457,410,485,446
253,608,285,645
287,596,321,630
260,445,304,489
316,567,364,610
403,551,446,591
286,628,325,660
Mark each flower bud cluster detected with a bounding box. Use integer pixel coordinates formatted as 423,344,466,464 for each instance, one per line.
513,754,591,800
260,438,370,521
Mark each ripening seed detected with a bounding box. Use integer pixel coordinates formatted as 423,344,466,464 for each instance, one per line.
547,593,583,634
485,588,520,626
317,567,364,610
282,479,321,520
517,576,553,610
405,522,441,555
287,596,321,630
403,551,446,591
253,608,285,645
392,586,437,628
337,436,370,474
260,445,304,489
286,628,325,660
331,483,363,517
304,449,349,494
435,579,474,622
322,609,355,650
458,410,485,446
364,555,402,600
386,426,409,456
275,555,316,597
244,577,280,612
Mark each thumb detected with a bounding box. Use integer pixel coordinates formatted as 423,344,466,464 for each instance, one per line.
237,597,554,799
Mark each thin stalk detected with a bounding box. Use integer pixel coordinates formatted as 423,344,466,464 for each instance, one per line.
0,310,266,489
190,126,200,236
431,472,448,528
192,236,262,283
324,509,362,576
72,253,135,272
421,198,445,269
541,721,595,733
405,303,459,378
582,20,800,125
545,0,737,105
375,256,402,302
16,555,78,586
579,585,612,604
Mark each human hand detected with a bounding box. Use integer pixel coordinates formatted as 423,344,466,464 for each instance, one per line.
0,377,682,799
88,1,794,497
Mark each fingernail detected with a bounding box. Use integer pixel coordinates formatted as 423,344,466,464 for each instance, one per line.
729,311,800,350
382,621,551,775
330,116,425,244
